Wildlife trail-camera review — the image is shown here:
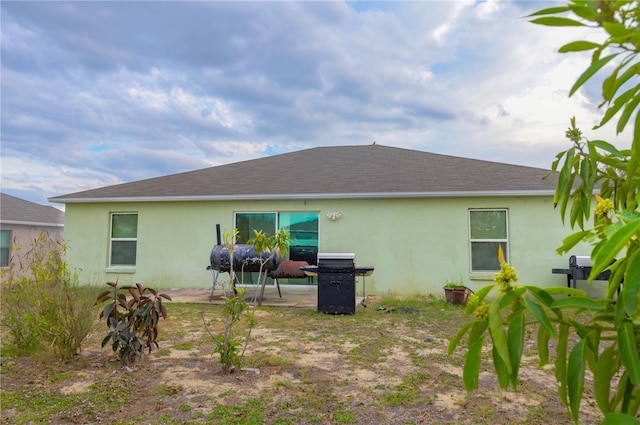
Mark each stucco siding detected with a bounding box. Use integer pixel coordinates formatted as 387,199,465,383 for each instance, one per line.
0,224,64,279
62,196,596,296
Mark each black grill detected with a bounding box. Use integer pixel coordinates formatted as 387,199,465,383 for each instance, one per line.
317,253,356,314
552,255,611,288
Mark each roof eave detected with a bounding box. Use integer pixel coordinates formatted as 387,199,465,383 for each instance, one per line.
1,220,64,227
49,190,555,204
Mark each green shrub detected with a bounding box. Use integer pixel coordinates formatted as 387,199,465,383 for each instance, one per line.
95,280,172,365
1,232,99,359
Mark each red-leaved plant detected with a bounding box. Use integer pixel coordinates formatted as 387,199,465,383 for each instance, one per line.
95,280,171,365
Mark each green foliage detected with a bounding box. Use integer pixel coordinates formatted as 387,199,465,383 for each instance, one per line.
246,227,293,296
453,2,640,424
95,280,172,365
444,275,466,288
1,232,99,360
205,285,256,373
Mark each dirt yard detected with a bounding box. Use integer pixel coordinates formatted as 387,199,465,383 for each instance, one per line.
1,293,604,425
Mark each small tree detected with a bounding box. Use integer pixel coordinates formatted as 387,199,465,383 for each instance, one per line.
205,228,291,372
452,1,639,424
246,228,293,306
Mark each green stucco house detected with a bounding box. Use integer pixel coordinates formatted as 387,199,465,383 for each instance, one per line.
49,144,587,295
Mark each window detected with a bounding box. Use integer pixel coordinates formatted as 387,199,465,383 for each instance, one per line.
278,212,319,247
110,213,138,266
469,209,508,272
1,230,11,267
235,211,319,248
235,213,276,244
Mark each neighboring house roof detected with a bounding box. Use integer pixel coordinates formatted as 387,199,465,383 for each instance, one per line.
49,144,559,204
1,193,65,227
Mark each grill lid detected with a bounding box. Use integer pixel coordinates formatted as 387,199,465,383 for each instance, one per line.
317,253,356,261
570,255,592,268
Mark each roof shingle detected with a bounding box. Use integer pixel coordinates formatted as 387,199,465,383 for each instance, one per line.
49,145,558,203
1,193,64,225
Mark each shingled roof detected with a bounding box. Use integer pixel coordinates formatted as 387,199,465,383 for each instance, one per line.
1,193,64,226
49,144,558,203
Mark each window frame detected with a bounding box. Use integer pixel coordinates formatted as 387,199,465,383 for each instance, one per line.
109,212,138,267
468,208,509,273
1,229,11,268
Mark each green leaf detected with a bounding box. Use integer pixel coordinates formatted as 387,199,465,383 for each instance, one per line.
556,324,569,406
590,139,625,157
448,321,474,355
523,297,557,338
620,249,640,318
537,326,551,367
601,413,640,425
463,333,485,391
468,320,489,346
488,301,512,375
499,286,526,309
594,344,616,413
602,21,629,38
557,228,590,255
559,41,601,53
530,17,585,27
543,287,586,297
507,312,525,389
599,85,638,128
101,333,112,349
551,296,605,311
570,53,620,97
492,345,511,389
618,322,640,386
602,68,620,102
526,6,570,17
592,218,640,276
568,339,586,423
617,94,640,134
525,285,556,307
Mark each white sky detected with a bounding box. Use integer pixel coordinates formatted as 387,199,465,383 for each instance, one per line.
0,1,632,206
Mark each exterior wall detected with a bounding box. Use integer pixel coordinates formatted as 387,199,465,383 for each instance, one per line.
0,223,64,280
62,196,598,296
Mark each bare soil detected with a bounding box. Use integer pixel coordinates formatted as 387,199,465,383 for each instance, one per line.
1,293,604,425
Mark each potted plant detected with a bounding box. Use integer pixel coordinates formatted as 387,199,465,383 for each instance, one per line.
443,278,472,306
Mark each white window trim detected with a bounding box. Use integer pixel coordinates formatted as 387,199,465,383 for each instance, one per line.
109,212,138,268
468,208,509,273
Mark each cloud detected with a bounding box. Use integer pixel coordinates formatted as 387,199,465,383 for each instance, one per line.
0,0,632,206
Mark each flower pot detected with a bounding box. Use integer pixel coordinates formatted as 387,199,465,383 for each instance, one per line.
444,287,472,306
444,287,455,303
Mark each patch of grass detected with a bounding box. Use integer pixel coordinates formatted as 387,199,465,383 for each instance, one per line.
206,398,265,424
172,341,195,350
218,389,236,397
243,352,291,368
381,373,433,407
155,348,172,357
153,383,182,396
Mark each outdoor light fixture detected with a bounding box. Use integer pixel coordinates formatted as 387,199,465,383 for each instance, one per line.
326,212,342,221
